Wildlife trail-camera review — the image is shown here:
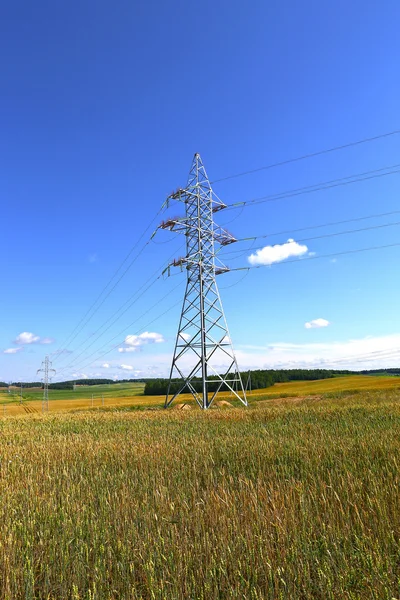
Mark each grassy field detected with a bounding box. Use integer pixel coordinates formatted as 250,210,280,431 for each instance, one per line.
0,390,398,599
0,381,145,401
1,375,400,415
0,382,146,415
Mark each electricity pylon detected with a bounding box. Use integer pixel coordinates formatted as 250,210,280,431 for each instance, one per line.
160,153,247,409
37,355,56,412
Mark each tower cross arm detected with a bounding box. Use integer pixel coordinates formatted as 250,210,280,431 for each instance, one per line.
213,226,237,246
159,217,188,233
159,219,237,248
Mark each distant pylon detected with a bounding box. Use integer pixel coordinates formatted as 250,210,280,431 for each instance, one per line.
37,355,56,412
160,153,247,409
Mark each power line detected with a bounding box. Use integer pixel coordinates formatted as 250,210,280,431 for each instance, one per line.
55,280,184,379
158,165,400,248
52,237,152,361
55,242,185,369
79,297,182,374
258,348,400,371
325,347,400,364
211,128,400,183
52,205,165,362
222,163,400,212
225,241,400,273
56,275,162,371
219,269,250,290
226,208,400,243
223,220,400,259
318,347,400,367
267,219,400,246
55,344,400,383
56,244,184,373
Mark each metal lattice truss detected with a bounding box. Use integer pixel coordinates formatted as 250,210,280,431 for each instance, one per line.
37,355,56,412
162,153,247,409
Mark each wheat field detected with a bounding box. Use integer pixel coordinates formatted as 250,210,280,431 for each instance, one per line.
0,390,399,599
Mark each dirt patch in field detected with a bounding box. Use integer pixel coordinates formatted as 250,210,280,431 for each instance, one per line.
215,400,233,408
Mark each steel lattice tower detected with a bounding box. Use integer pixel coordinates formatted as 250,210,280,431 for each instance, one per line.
37,355,56,412
160,153,247,409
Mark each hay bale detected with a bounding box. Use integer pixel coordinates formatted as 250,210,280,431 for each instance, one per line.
173,403,192,410
215,400,233,408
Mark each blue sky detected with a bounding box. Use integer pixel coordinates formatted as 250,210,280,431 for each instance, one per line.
1,0,400,382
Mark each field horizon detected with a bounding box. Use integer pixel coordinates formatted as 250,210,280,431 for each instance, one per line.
1,374,400,416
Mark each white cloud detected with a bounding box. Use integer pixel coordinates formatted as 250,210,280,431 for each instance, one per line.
120,364,134,371
119,332,165,352
72,373,88,379
13,332,54,345
305,318,330,329
3,347,23,354
248,239,309,266
180,333,191,341
102,363,110,368
126,332,164,346
234,333,400,371
14,332,40,345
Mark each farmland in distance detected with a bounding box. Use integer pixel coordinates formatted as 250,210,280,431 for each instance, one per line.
1,374,400,415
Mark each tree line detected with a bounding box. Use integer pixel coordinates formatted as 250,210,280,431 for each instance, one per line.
143,368,356,396
10,382,42,388
48,378,148,390
1,378,148,390
359,368,400,376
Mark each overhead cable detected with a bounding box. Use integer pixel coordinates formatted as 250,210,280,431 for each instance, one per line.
223,220,400,259
55,242,185,368
225,241,400,273
226,208,400,243
222,163,400,212
212,128,400,183
52,204,166,362
56,280,184,379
